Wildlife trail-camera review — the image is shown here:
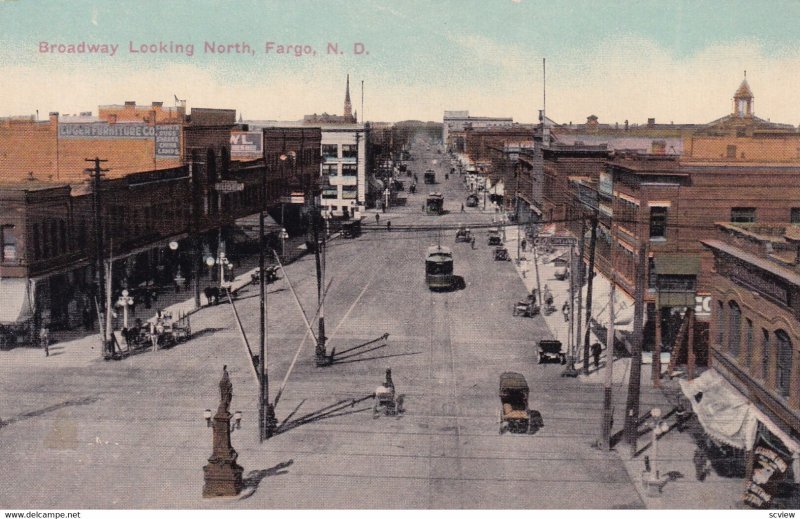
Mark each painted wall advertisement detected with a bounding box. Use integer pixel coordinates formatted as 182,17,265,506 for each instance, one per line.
58,122,181,158
230,131,263,156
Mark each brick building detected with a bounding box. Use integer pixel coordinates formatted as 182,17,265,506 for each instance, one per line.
700,223,800,492
560,81,800,364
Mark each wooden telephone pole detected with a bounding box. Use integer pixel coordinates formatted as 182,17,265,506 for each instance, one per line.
85,157,110,358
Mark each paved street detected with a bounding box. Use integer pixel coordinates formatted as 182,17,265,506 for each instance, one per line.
0,143,647,509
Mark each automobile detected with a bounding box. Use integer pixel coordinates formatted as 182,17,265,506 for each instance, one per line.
537,340,566,364
487,229,502,246
498,372,542,434
494,246,510,261
455,224,472,243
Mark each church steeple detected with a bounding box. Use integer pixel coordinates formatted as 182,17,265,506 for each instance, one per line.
733,72,754,118
344,74,353,121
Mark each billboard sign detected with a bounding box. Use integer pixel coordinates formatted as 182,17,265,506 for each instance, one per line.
231,132,263,156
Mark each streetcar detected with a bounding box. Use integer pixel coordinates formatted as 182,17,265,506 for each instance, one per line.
426,192,445,215
424,169,436,184
425,245,454,290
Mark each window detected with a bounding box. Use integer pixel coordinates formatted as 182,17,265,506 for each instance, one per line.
1,225,16,262
59,220,67,254
791,208,800,224
321,144,338,159
322,164,337,176
341,164,357,176
728,300,741,357
321,187,338,199
761,329,770,382
649,206,667,239
731,207,756,223
716,301,725,346
745,318,753,370
341,144,357,158
342,185,358,199
32,223,41,260
775,330,792,398
648,257,657,289
726,145,737,159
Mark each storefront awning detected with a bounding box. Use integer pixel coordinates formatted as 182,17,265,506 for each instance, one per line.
680,370,800,459
679,369,758,450
0,278,34,325
580,271,635,332
654,254,701,276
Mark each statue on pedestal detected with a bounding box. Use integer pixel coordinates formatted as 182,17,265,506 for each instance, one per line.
203,365,243,497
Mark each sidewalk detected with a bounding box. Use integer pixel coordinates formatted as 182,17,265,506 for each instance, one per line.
32,236,314,368
503,225,745,509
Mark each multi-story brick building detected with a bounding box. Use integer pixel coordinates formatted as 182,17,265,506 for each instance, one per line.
561,80,800,363
700,222,800,493
443,111,513,153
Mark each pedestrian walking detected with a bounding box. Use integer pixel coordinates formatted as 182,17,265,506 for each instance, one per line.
470,236,476,249
386,220,392,232
562,301,570,322
521,238,527,252
375,213,380,224
149,320,158,352
460,203,464,212
693,448,709,481
591,342,602,368
40,326,49,357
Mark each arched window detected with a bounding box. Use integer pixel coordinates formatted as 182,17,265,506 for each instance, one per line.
220,147,230,178
716,300,725,346
745,318,753,369
728,300,741,357
761,328,770,382
775,330,792,398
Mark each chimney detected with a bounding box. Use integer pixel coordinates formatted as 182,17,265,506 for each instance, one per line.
49,112,59,124
647,118,656,127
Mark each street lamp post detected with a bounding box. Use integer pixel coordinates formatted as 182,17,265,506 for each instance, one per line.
116,290,134,330
643,407,670,496
280,228,288,260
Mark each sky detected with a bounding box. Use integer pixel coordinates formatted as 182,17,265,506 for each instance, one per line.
2,0,800,125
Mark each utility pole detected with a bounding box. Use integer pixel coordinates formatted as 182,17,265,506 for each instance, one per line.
188,160,201,308
562,237,579,377
601,222,617,450
624,242,648,455
312,189,328,366
582,212,598,375
258,155,270,441
574,217,587,372
85,157,109,359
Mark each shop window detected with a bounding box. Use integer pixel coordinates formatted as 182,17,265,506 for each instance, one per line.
731,207,756,223
728,300,741,357
775,330,792,398
649,207,667,239
1,225,16,262
761,329,770,382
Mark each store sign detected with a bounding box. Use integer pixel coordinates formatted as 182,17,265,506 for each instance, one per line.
230,132,263,156
743,432,794,509
58,123,181,158
694,295,711,316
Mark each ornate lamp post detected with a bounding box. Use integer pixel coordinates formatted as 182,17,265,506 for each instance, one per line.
116,290,134,330
642,407,670,496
